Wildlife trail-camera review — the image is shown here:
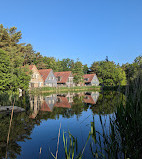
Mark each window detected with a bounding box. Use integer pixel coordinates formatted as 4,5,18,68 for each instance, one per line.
84,78,89,81
38,82,42,87
32,74,34,78
34,74,38,79
57,76,61,81
31,83,34,88
57,97,61,103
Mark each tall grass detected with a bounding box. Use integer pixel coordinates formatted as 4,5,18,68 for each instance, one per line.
89,70,142,158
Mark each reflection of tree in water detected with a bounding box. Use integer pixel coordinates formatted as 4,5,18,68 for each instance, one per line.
0,93,38,159
0,111,38,159
0,91,126,158
90,91,126,114
31,91,124,121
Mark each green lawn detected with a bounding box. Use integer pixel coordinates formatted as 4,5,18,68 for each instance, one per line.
30,85,101,94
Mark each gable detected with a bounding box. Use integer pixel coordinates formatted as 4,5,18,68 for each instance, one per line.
91,74,99,84
30,65,44,83
54,71,72,83
38,69,52,82
45,70,57,82
83,74,95,83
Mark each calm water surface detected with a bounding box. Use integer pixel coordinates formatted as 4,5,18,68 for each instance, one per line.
0,91,123,159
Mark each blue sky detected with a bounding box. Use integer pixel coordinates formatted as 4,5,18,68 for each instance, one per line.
0,0,142,66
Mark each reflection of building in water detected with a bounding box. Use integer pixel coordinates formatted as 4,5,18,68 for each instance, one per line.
29,96,44,118
76,92,85,97
91,92,99,103
29,92,99,116
40,94,57,112
54,95,71,108
66,92,74,103
83,92,99,105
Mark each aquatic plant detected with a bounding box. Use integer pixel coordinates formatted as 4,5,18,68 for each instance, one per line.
89,69,142,158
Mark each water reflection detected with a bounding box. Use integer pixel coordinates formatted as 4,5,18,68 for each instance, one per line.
83,92,99,104
29,92,100,118
0,91,125,159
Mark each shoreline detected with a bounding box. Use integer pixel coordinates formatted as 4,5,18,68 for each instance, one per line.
30,86,101,94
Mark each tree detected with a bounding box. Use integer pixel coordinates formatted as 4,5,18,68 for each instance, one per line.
13,67,32,91
56,59,63,72
83,64,89,74
33,52,45,69
61,58,74,71
0,49,31,92
72,61,84,85
43,56,57,71
122,55,142,84
90,61,126,86
0,49,13,91
22,44,35,65
0,24,24,67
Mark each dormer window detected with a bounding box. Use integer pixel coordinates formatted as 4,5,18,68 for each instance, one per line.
57,76,61,81
84,78,89,81
57,97,61,103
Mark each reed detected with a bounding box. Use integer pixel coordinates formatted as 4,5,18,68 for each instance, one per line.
88,70,142,158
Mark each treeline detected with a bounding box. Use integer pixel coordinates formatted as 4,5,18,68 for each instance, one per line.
0,24,141,92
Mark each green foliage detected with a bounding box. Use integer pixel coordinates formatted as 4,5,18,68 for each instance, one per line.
61,58,74,71
62,131,89,159
122,55,142,84
0,49,13,91
43,56,57,71
0,25,32,91
13,67,32,90
83,64,89,74
22,44,35,65
72,61,84,85
90,61,127,86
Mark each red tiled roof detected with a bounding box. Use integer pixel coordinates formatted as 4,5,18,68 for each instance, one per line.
28,65,34,70
54,71,72,83
38,69,52,82
40,101,52,112
54,96,71,108
83,74,95,83
83,95,96,104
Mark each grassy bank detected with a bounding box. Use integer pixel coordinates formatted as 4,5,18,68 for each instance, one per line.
30,85,101,94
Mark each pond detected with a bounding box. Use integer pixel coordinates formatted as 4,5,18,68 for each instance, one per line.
0,91,125,159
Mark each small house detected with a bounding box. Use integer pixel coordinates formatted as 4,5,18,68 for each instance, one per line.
54,71,74,87
28,65,44,88
83,74,99,86
39,69,57,87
